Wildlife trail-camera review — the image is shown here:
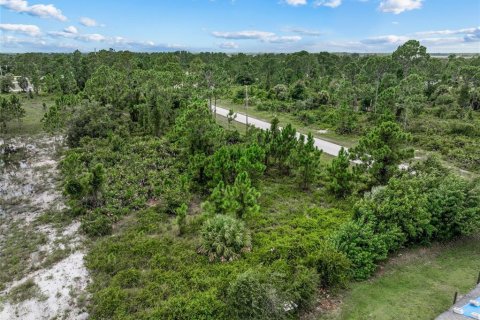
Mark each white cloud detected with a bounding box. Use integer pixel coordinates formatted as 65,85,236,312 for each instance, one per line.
79,17,102,27
212,30,302,44
285,0,307,6
464,28,480,42
2,35,46,45
113,36,156,47
212,30,275,40
287,27,322,36
360,26,480,51
413,27,480,43
361,35,409,45
0,0,66,21
48,31,106,42
262,35,302,43
219,41,239,49
63,25,78,34
82,33,106,42
314,0,342,8
379,0,423,14
415,27,479,37
0,34,79,52
111,38,185,51
0,23,41,36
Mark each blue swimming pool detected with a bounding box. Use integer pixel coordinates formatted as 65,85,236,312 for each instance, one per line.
461,297,480,319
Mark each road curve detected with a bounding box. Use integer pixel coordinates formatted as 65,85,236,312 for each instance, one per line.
212,105,346,157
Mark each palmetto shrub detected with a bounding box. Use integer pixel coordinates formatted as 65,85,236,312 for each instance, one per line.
198,215,251,262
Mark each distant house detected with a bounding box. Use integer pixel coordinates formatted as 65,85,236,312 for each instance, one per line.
9,76,34,93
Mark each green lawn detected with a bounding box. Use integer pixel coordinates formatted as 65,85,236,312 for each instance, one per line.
317,235,480,320
214,112,249,134
2,93,52,136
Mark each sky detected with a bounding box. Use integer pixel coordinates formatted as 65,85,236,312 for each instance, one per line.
0,0,479,53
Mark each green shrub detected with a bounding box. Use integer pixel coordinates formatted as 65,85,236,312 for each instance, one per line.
333,220,389,280
449,122,479,137
427,175,480,241
227,269,286,320
91,286,127,319
112,268,142,289
288,265,319,310
175,203,188,235
149,290,227,320
297,111,317,126
81,210,112,237
198,215,251,262
307,244,351,288
66,103,120,147
355,176,432,246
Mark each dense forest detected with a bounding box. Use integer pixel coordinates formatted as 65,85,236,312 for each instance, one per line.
1,40,479,319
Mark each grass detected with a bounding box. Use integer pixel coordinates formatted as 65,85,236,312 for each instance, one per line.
1,93,52,136
35,209,74,230
214,112,248,134
7,279,46,303
316,235,480,320
217,99,360,148
0,221,48,290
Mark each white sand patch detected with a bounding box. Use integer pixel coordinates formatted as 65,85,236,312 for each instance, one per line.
0,252,89,320
0,135,90,319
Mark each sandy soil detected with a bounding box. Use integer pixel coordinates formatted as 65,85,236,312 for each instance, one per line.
0,135,90,320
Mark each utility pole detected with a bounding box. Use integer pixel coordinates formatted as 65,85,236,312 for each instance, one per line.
214,88,217,117
210,86,217,118
209,86,212,112
245,84,249,133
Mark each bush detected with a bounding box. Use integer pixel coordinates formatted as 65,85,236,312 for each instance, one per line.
288,265,319,310
297,111,316,125
449,122,479,137
426,174,480,241
333,220,390,280
112,268,142,289
91,286,127,319
355,176,432,246
307,244,351,288
81,210,112,237
66,103,120,147
175,203,188,235
198,215,251,262
272,84,289,101
227,269,286,320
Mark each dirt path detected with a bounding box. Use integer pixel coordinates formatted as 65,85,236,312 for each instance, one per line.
0,135,89,320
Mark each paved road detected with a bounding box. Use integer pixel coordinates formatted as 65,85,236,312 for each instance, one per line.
212,105,346,157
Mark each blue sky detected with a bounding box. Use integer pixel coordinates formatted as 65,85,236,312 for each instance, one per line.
1,0,479,53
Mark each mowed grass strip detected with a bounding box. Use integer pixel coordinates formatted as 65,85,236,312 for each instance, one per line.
1,93,51,136
318,235,480,320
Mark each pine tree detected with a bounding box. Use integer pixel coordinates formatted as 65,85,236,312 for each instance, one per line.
291,133,322,190
203,181,235,216
227,172,260,219
175,203,188,236
327,147,354,197
0,95,26,133
203,172,260,219
350,121,413,185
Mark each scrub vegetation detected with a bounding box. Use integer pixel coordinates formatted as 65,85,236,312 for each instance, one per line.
0,40,479,319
